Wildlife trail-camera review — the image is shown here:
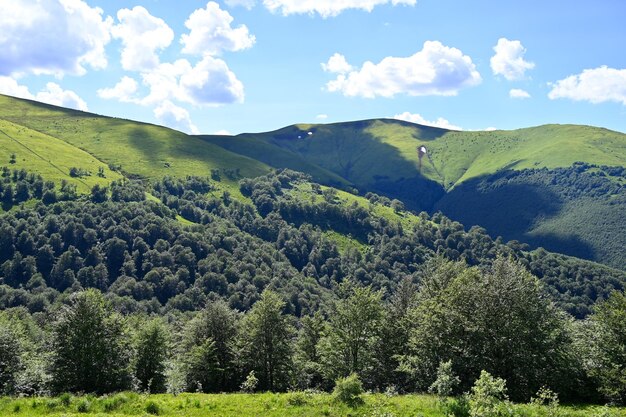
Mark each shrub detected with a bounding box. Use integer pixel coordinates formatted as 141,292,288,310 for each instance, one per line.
333,373,364,407
58,393,72,407
240,371,259,393
102,394,129,412
530,387,560,417
76,399,91,413
429,360,460,398
286,391,309,406
468,371,513,417
145,400,161,415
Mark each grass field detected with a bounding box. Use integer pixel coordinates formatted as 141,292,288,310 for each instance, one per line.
0,94,270,198
1,393,623,417
0,119,123,192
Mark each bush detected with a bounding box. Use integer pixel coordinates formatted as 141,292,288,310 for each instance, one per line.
76,399,91,413
333,373,364,407
240,371,259,393
468,371,513,417
530,387,560,417
58,393,72,407
145,400,161,415
286,391,309,406
429,360,460,398
102,394,129,412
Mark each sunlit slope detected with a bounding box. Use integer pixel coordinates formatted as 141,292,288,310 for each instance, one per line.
426,124,626,188
0,94,270,183
207,119,626,191
0,119,122,192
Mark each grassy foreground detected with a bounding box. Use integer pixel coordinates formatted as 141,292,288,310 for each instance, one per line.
1,393,624,417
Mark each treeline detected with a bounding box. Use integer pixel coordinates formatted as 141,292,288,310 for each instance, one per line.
1,257,624,405
0,170,623,319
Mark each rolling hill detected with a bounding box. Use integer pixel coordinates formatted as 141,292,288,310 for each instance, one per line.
201,119,626,269
1,94,625,270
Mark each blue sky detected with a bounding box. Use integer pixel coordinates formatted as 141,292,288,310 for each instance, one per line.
0,0,625,135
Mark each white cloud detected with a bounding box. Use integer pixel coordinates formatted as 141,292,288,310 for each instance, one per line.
326,41,481,98
100,57,245,107
484,127,497,131
178,56,245,105
111,6,174,72
97,76,139,102
509,88,531,99
181,2,255,56
261,0,416,17
0,0,112,77
322,53,353,74
316,114,329,120
548,66,626,105
154,100,199,134
36,82,89,111
490,38,535,81
393,112,462,130
0,77,34,100
0,77,87,111
213,129,232,135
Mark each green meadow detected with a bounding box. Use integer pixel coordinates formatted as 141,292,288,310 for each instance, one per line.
1,393,624,417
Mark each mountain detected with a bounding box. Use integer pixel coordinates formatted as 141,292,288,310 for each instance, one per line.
1,94,625,270
200,119,626,270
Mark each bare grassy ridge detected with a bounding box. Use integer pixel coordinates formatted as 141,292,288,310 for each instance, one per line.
1,393,624,417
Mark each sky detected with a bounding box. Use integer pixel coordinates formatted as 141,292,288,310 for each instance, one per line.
0,0,625,135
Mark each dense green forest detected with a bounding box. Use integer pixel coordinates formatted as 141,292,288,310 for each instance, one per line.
2,93,626,273
437,163,626,270
0,168,625,408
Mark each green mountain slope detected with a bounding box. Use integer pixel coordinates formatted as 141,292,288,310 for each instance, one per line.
0,94,270,195
0,118,123,192
1,94,625,270
202,119,626,269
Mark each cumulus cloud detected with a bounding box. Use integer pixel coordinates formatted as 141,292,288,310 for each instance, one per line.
548,66,626,105
154,100,199,134
111,6,174,72
179,56,245,105
509,88,531,99
326,41,481,98
100,57,245,107
0,0,112,77
393,112,462,130
36,82,89,111
97,76,139,102
490,38,535,81
484,127,497,131
322,53,353,74
261,0,416,17
181,2,255,56
0,77,88,111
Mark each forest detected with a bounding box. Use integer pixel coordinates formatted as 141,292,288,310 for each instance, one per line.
0,168,625,414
